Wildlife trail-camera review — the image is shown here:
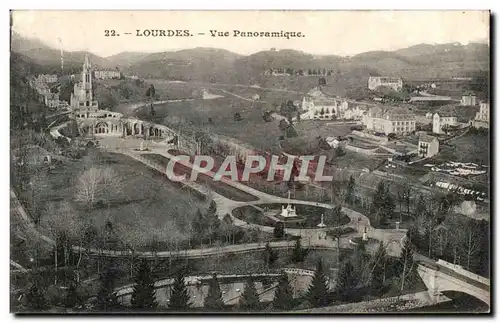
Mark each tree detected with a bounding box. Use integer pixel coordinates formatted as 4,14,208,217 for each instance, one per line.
460,220,483,271
96,265,120,312
397,237,417,291
273,222,284,239
336,261,358,301
239,278,261,311
286,126,298,138
319,77,326,86
74,167,123,210
291,238,307,263
345,175,356,205
169,271,192,311
145,84,156,99
64,282,80,308
204,273,225,310
263,242,278,267
272,272,294,311
131,260,158,311
413,194,427,230
278,119,289,132
24,276,49,311
305,259,329,307
369,242,387,291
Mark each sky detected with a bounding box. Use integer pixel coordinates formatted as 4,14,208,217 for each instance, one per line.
11,10,490,57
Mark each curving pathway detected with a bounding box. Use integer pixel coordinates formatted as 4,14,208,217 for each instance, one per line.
10,124,406,265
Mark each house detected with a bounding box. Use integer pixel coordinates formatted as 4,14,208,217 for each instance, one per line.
425,112,433,119
473,102,489,129
368,76,403,92
94,69,121,80
301,88,338,120
418,134,439,158
252,94,261,101
432,113,457,134
362,106,416,135
460,94,477,106
44,93,60,109
36,74,58,83
301,87,368,121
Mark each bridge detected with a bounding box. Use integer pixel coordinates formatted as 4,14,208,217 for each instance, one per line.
416,254,490,307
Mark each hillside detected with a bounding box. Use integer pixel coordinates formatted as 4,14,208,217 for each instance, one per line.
10,31,490,90
105,51,153,67
11,31,114,72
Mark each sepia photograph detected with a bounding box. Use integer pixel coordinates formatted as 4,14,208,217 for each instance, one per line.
9,10,491,314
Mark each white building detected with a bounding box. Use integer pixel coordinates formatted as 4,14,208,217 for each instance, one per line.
432,113,457,134
418,134,439,158
362,106,416,135
44,93,60,109
475,102,489,122
461,94,477,106
94,69,121,80
301,87,367,120
368,76,403,92
473,102,489,129
36,74,58,83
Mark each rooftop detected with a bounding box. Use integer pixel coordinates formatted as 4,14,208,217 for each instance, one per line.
419,134,438,143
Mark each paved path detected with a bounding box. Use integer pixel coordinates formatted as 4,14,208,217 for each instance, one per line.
14,127,405,263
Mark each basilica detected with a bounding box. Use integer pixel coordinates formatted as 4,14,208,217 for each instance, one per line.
70,55,125,137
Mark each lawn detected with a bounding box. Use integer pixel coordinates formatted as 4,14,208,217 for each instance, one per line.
232,203,350,229
19,149,210,250
140,153,259,202
136,96,286,153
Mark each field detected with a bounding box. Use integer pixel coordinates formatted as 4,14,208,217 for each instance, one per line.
19,150,210,250
136,96,286,152
444,130,490,166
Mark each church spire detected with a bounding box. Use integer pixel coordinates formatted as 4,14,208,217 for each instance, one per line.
83,54,91,70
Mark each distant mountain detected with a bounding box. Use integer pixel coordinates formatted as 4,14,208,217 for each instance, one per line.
10,31,490,88
124,47,242,81
106,51,153,67
11,31,113,72
10,31,53,53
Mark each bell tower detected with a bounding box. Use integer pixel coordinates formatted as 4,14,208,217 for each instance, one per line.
81,54,93,106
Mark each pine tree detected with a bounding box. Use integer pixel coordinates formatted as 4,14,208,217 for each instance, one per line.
264,242,278,267
204,273,225,311
305,259,329,307
291,238,306,263
169,271,192,311
24,277,49,311
345,175,356,205
96,265,120,312
239,278,261,311
272,272,294,311
336,261,358,302
64,282,80,308
131,260,158,311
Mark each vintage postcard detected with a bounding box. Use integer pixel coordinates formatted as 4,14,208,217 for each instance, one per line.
9,10,490,314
